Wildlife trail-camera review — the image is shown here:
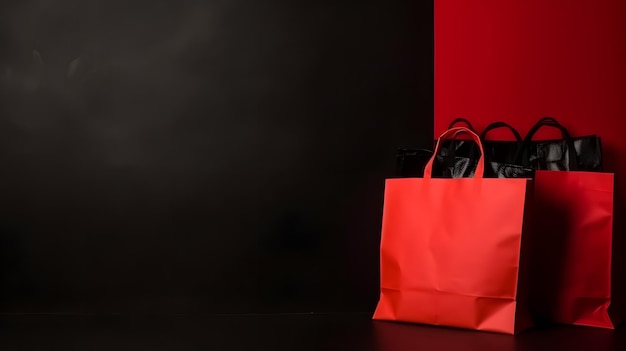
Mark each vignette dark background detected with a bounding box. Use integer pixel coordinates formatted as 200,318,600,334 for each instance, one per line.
0,0,433,315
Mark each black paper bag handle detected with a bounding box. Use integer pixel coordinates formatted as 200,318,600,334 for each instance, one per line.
480,121,523,142
425,127,485,179
516,117,578,170
443,118,479,160
447,118,477,132
429,119,480,175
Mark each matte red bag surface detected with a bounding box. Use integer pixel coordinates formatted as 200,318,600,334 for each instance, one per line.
530,170,617,328
373,127,533,334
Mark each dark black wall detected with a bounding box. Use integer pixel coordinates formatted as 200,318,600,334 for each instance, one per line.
0,0,433,314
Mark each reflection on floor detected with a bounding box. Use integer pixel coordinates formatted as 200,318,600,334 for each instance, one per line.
0,313,623,350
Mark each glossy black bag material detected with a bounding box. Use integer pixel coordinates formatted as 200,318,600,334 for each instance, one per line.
395,117,602,179
481,121,524,163
496,117,603,177
395,148,433,177
395,146,479,178
434,121,541,178
396,119,524,178
436,118,479,166
480,121,533,178
522,117,602,172
396,118,479,178
475,117,602,178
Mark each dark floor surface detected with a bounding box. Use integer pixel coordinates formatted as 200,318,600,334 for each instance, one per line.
0,313,624,350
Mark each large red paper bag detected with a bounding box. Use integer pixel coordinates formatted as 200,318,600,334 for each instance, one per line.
373,127,534,334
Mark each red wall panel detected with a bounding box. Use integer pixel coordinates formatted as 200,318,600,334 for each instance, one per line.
435,0,626,168
434,0,626,319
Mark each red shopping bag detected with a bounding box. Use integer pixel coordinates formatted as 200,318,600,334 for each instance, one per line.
530,170,618,328
373,127,534,334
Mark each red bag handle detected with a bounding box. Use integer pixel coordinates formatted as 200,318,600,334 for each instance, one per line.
424,127,485,179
